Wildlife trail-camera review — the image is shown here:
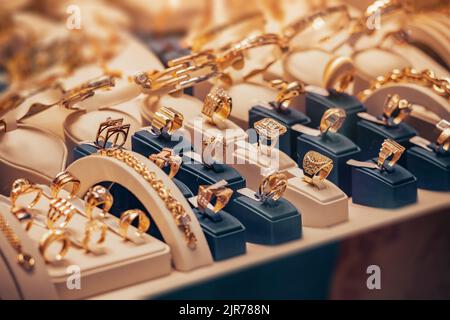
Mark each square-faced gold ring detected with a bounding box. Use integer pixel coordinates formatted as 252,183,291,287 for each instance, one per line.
149,147,182,179
119,209,151,240
202,87,232,125
320,108,346,134
50,171,80,198
256,172,288,203
84,185,114,219
197,180,233,214
377,139,405,168
10,178,43,210
39,229,71,263
151,106,184,137
302,151,334,187
254,118,287,157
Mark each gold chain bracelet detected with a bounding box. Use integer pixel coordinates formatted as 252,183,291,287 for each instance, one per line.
98,149,197,249
358,68,450,101
0,213,35,271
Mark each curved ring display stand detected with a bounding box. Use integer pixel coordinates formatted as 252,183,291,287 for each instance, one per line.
0,197,58,300
65,152,213,271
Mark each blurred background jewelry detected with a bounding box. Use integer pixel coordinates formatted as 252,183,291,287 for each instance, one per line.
197,180,233,214
0,212,35,271
302,151,333,187
119,209,150,240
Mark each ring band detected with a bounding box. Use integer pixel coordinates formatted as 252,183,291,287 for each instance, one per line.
47,198,77,229
270,79,305,111
256,172,288,203
197,180,233,214
119,209,151,239
149,148,182,179
254,118,287,157
382,94,412,125
377,139,405,168
151,106,184,137
11,207,34,232
95,118,130,150
320,108,346,134
202,87,232,125
201,135,222,168
436,120,450,152
84,185,113,219
10,179,43,209
39,229,71,263
82,219,108,252
51,171,80,198
302,151,334,187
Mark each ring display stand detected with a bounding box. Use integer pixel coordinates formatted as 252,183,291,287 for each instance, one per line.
66,153,213,271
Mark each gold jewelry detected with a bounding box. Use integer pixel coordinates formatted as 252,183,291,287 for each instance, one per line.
302,151,334,187
39,229,71,263
119,209,150,239
382,94,412,124
95,117,130,150
149,148,182,179
254,118,287,157
11,207,34,232
201,135,221,168
46,198,77,229
82,219,107,253
377,139,405,168
150,106,184,137
84,185,113,220
256,172,288,203
358,68,450,102
323,55,355,92
0,212,35,271
270,79,305,111
320,108,346,134
50,171,80,199
436,120,450,152
202,87,232,125
99,149,197,249
10,179,43,210
197,180,233,214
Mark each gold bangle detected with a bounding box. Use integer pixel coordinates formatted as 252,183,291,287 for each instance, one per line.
119,209,150,239
202,87,232,125
95,117,130,150
11,207,34,232
50,171,80,199
436,120,450,152
254,118,287,158
150,106,184,137
255,172,288,203
149,148,182,179
82,219,108,253
84,185,113,220
46,198,77,230
377,139,405,168
39,229,71,263
302,151,334,187
382,94,412,125
320,108,346,134
10,178,43,210
197,180,233,214
0,212,35,271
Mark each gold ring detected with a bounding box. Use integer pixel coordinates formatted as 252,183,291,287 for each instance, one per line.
95,117,130,150
323,55,355,92
254,118,287,157
50,171,80,198
11,207,34,232
436,120,450,152
201,135,221,168
270,79,305,111
202,87,232,125
10,179,43,210
149,148,182,179
256,172,288,203
377,139,405,168
39,229,71,263
62,75,116,109
82,219,108,252
302,151,334,187
46,198,77,229
320,108,346,134
382,94,412,125
151,106,184,137
84,185,113,219
119,209,151,239
197,180,233,214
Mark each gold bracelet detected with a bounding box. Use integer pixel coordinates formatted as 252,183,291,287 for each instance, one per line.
99,148,197,249
358,68,450,102
0,212,35,271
